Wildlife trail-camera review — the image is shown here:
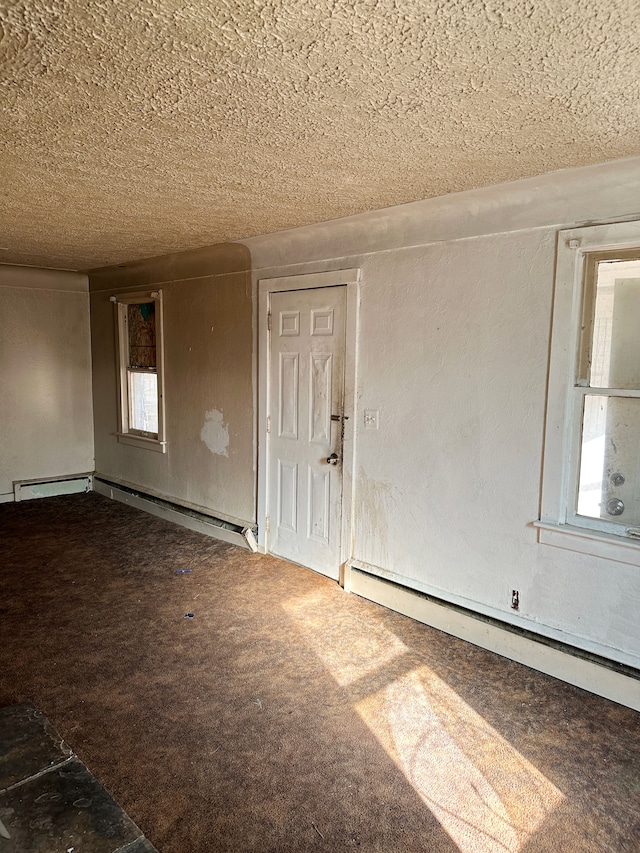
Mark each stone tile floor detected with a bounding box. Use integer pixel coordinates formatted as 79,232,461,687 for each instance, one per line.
0,702,158,853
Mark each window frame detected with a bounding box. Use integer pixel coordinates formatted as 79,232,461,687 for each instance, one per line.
112,289,166,453
538,220,640,564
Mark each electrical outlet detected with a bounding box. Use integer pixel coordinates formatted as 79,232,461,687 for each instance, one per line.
511,590,520,610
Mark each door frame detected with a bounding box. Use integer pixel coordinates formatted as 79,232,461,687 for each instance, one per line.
257,268,361,584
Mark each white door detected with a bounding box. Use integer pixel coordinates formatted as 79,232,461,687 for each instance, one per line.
268,286,347,577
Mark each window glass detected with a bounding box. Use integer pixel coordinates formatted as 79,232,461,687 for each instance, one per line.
128,371,159,434
577,395,640,526
589,259,640,389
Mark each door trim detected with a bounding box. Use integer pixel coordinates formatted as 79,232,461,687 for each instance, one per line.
258,269,361,583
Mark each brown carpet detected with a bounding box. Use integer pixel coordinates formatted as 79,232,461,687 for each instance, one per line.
0,493,638,852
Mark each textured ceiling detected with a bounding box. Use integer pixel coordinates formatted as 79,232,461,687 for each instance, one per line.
1,0,639,270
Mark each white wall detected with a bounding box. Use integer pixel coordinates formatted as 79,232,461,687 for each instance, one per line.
244,156,640,669
0,264,94,498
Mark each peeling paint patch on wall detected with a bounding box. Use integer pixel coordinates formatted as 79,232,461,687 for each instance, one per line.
200,409,229,457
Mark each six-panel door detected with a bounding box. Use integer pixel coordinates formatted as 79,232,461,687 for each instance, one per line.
268,286,347,577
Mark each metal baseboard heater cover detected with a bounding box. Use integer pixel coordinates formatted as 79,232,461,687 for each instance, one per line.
348,563,640,713
94,477,258,551
13,474,93,502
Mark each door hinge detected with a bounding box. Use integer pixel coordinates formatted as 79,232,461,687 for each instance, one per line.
267,312,272,331
266,415,271,434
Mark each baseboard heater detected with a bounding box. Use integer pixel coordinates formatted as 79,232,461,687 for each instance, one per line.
94,477,258,552
348,563,640,712
13,473,93,502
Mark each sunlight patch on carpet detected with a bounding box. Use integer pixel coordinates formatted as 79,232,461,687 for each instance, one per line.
284,589,564,852
356,666,564,853
283,591,408,686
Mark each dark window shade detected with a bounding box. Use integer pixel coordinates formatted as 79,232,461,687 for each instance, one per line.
128,302,156,368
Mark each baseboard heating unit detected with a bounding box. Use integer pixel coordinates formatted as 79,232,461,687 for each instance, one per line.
93,476,258,552
13,473,93,502
347,562,640,712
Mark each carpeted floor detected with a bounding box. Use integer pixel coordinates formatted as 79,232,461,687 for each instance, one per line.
0,492,638,852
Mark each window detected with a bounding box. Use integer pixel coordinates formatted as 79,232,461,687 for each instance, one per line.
112,290,166,452
539,221,640,563
575,254,640,532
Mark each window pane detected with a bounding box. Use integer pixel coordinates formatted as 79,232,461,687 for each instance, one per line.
577,395,640,526
128,302,156,368
128,370,158,434
590,259,640,389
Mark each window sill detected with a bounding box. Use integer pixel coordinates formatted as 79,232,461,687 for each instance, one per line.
116,432,167,453
534,520,640,567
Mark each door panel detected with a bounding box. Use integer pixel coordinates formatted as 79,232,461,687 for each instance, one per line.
308,467,330,544
310,354,332,443
268,286,346,577
277,460,298,532
279,353,299,438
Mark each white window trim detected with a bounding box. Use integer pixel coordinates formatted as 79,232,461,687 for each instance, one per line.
539,220,640,563
112,289,167,453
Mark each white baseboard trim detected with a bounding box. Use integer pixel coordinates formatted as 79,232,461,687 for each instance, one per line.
94,478,255,550
349,567,640,713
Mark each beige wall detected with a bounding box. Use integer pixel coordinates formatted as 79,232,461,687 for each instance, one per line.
0,264,94,497
89,243,254,526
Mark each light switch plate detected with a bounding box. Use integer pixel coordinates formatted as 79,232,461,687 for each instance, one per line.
364,409,379,429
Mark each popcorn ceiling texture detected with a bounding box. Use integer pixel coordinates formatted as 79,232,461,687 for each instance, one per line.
1,0,639,270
